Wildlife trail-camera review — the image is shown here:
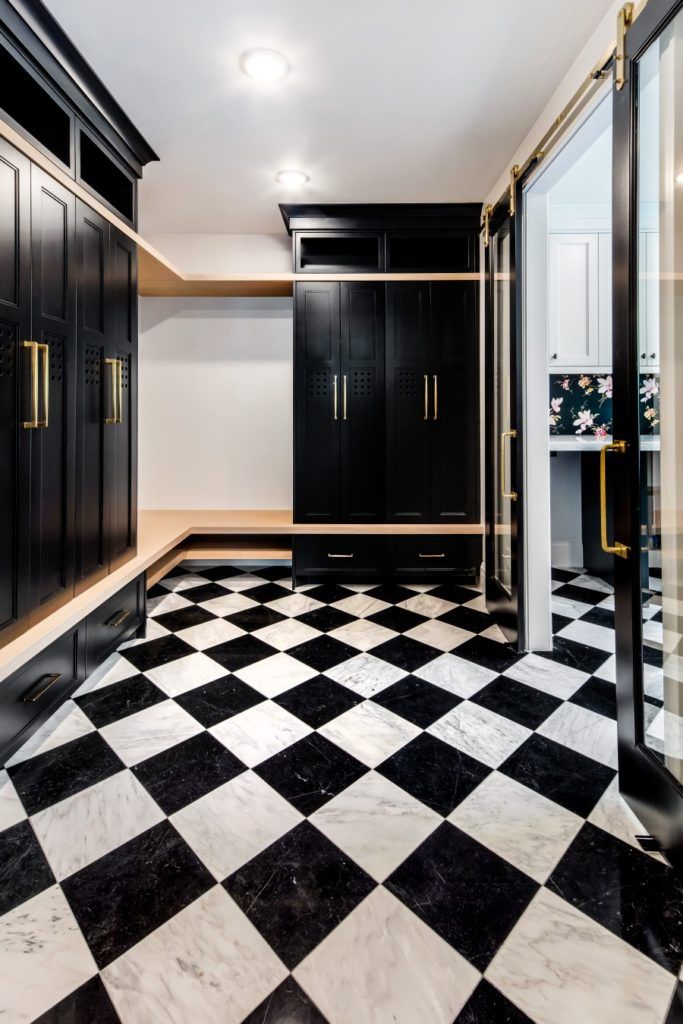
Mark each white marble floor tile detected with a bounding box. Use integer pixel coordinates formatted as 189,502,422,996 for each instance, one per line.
336,583,376,593
462,593,488,613
331,593,391,618
449,771,582,883
0,885,97,1024
294,887,479,1024
557,619,615,654
428,702,531,769
0,770,26,831
266,593,324,617
593,654,616,682
310,772,440,882
233,653,319,697
325,653,407,697
31,771,164,881
147,591,193,617
144,651,227,698
503,653,588,699
100,701,203,767
158,573,210,593
404,619,473,652
117,619,169,650
551,595,594,620
572,573,614,595
198,592,259,617
588,777,667,863
210,702,312,767
480,624,508,643
252,618,321,651
398,593,457,618
414,653,498,698
5,702,95,768
175,617,245,652
328,619,397,652
71,654,139,698
401,582,438,593
487,887,675,1024
171,771,303,880
537,702,618,769
318,702,420,767
215,574,269,592
102,887,287,1024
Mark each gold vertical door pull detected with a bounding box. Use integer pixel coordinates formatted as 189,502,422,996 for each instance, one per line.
37,343,49,428
343,374,347,421
423,374,429,420
432,375,438,421
105,358,123,424
599,440,630,557
22,341,39,428
501,429,517,501
116,360,123,424
333,374,338,421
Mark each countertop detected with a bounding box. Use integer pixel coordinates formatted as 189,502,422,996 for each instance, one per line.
549,435,660,452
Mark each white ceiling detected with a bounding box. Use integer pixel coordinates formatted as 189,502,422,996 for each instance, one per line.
43,0,615,235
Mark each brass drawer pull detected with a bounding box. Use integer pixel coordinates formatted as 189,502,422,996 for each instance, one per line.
327,553,354,559
599,441,630,558
419,553,446,558
22,673,61,703
106,608,133,628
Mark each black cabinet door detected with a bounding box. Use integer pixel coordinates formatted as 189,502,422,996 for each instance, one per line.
294,282,341,523
385,283,430,521
0,139,31,643
75,200,110,591
340,282,384,522
28,165,76,623
108,226,138,569
429,282,478,522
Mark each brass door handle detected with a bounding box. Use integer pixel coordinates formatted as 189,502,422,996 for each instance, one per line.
22,340,39,428
419,553,445,558
105,358,123,424
501,429,517,501
327,553,354,558
333,374,338,421
37,343,49,427
343,374,347,421
22,341,49,428
105,608,133,628
433,375,438,421
600,440,630,558
423,374,429,420
22,673,61,703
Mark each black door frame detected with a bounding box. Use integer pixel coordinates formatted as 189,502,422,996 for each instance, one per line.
613,0,683,868
484,182,525,648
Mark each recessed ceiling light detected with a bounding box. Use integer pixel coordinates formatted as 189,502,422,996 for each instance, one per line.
276,169,309,187
240,48,290,81
676,171,683,184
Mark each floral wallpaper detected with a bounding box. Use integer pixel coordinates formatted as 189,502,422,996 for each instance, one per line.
548,373,660,436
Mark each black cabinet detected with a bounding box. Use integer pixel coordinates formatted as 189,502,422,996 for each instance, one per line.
293,535,480,585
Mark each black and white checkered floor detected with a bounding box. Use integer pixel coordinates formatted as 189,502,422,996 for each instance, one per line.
1,564,682,1023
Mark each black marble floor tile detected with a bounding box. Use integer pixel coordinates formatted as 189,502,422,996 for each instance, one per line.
580,605,615,629
193,565,247,581
644,643,664,669
377,733,491,817
75,674,166,728
224,820,375,969
33,975,120,1024
0,819,54,916
552,612,574,634
296,606,355,633
500,734,615,818
174,675,264,727
121,635,195,673
552,583,606,606
226,605,287,632
61,820,214,969
472,675,561,730
273,675,363,728
242,977,329,1024
454,979,534,1024
132,731,245,814
455,636,521,673
366,606,428,634
552,568,581,583
180,582,237,604
386,822,537,971
255,733,368,815
152,604,217,633
427,584,482,605
665,981,683,1024
248,582,293,604
146,582,166,599
286,635,358,673
370,635,439,673
371,675,461,728
437,605,492,634
8,733,124,816
548,822,683,974
364,583,417,605
570,676,617,720
251,565,292,581
537,636,609,675
204,635,279,673
304,583,356,605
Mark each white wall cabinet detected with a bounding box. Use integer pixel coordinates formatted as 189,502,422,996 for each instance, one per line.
548,233,600,370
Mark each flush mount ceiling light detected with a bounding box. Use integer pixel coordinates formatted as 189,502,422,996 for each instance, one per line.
240,48,290,81
276,169,309,187
676,171,683,184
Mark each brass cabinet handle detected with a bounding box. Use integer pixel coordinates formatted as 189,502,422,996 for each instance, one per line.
343,374,348,421
433,374,438,421
419,553,446,558
423,374,429,420
22,340,39,429
105,608,133,628
22,341,49,428
333,374,338,421
327,553,354,558
600,440,630,558
22,672,61,703
501,429,518,501
105,358,123,425
37,343,49,427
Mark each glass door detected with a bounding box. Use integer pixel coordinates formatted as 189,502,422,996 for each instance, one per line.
612,0,683,867
485,194,524,646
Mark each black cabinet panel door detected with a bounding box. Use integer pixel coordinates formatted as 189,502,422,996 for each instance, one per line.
340,282,384,522
429,282,478,522
75,201,109,590
294,283,341,522
29,166,76,622
108,227,138,569
0,139,31,642
385,283,430,521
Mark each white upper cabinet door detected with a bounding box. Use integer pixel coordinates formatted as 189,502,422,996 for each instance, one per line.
548,233,600,369
645,231,660,369
598,233,612,368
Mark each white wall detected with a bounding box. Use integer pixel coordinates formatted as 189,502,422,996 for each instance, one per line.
145,233,290,274
139,296,293,509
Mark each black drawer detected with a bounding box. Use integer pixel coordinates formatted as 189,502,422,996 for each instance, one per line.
0,627,83,763
388,535,481,580
294,536,383,581
85,575,145,673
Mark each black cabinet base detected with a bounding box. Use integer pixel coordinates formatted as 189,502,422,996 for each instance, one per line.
293,535,481,586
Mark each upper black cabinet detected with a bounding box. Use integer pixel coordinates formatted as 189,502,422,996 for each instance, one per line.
295,233,384,273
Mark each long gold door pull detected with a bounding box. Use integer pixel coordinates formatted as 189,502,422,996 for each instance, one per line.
343,374,347,421
22,341,49,428
105,358,123,425
333,374,338,421
600,440,630,558
501,429,517,501
433,375,438,421
22,341,39,428
423,374,429,420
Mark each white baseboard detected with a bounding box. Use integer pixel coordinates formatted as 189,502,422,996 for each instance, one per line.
551,540,583,568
